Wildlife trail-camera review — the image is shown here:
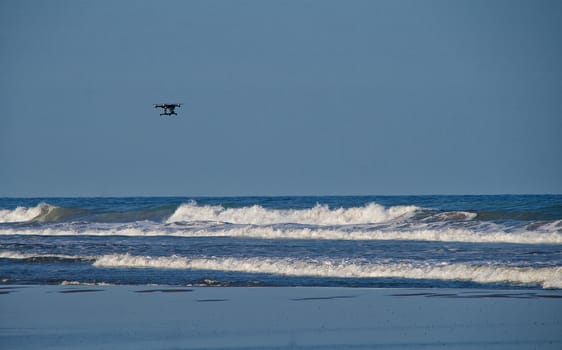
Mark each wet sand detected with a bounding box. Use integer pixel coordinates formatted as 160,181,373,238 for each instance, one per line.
1,285,561,349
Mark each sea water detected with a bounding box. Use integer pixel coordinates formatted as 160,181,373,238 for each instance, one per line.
1,195,561,289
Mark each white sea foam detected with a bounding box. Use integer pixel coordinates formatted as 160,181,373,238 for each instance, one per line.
166,202,419,225
0,251,34,259
0,250,88,260
425,211,478,221
1,225,561,244
93,254,562,289
4,250,562,288
0,203,54,223
60,280,113,286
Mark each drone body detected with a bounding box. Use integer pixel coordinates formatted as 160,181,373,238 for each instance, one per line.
154,103,181,116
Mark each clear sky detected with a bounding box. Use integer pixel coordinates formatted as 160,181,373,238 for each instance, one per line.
1,0,561,197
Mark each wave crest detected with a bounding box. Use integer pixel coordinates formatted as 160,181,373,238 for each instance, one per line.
0,203,90,224
166,201,419,225
0,203,56,223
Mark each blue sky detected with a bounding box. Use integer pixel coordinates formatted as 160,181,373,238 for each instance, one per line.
1,0,561,196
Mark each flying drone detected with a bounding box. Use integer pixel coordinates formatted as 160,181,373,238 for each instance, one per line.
154,103,181,116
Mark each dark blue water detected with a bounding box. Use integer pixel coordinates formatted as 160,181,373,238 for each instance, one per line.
1,195,561,289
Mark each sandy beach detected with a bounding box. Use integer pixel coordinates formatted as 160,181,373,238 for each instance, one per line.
1,285,561,349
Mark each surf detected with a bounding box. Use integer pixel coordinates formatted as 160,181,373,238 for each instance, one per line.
166,201,420,225
1,224,561,244
92,253,562,289
6,250,559,289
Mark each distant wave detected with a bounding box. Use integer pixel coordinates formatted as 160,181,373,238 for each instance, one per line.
166,201,420,225
0,203,54,223
0,203,174,224
0,203,87,223
93,254,562,289
1,201,560,244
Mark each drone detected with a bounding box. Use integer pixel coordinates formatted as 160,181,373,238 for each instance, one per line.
154,103,181,116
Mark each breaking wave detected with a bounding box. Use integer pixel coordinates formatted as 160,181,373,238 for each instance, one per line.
93,254,562,289
0,203,54,223
166,201,420,225
0,203,86,223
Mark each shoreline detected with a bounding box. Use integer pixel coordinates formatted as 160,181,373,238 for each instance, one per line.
2,285,561,349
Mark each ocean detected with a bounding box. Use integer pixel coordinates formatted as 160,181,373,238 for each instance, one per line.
1,195,561,289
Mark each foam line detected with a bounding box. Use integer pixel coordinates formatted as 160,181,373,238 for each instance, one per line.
0,251,89,261
4,250,561,288
93,254,562,289
1,226,561,244
0,251,34,259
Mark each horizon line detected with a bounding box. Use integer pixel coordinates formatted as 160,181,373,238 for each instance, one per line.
1,193,561,199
